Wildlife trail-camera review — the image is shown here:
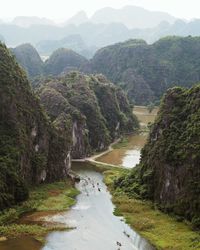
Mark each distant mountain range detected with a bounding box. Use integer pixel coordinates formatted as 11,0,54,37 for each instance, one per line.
2,6,200,58
12,16,55,27
10,6,176,29
35,34,97,58
64,11,89,26
90,6,176,29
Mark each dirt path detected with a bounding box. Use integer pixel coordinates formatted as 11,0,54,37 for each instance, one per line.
72,138,121,168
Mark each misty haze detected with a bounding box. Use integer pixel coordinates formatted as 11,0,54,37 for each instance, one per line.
0,1,199,250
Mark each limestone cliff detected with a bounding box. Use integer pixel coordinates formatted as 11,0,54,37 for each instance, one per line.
0,43,71,209
139,86,200,227
115,86,200,228
37,72,139,156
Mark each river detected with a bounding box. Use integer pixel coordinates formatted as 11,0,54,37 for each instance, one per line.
0,106,158,250
97,106,158,168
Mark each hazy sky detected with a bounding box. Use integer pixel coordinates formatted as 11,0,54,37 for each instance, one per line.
1,0,200,21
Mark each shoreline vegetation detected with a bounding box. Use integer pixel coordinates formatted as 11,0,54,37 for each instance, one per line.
0,179,79,243
103,168,200,250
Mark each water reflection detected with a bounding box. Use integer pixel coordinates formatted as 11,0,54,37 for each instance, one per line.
42,169,154,250
97,107,158,168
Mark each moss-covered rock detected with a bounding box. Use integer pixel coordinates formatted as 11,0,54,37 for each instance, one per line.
89,36,200,105
37,72,139,155
116,85,200,228
0,43,71,210
44,48,88,76
139,86,200,225
11,43,43,78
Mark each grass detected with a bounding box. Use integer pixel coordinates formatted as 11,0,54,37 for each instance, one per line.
0,178,79,241
0,224,66,238
30,181,79,212
104,169,200,250
112,137,129,149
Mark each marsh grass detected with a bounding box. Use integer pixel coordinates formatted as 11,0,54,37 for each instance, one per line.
0,179,79,240
104,170,200,250
112,137,129,149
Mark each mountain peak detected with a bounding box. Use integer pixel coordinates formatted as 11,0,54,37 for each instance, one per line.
65,11,89,26
91,5,176,29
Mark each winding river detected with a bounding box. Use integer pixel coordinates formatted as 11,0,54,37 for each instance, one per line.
0,106,158,250
97,106,158,168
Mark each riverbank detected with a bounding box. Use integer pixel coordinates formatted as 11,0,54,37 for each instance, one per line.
102,168,200,250
0,179,79,243
72,138,122,168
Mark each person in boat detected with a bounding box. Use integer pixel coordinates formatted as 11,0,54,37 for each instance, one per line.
116,241,122,246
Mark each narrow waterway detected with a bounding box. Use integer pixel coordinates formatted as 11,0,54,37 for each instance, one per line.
42,167,154,250
97,106,158,168
0,106,158,250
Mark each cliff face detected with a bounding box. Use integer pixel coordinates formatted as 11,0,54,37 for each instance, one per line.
115,86,200,227
139,86,200,226
0,43,71,210
37,72,139,156
90,74,139,138
37,81,90,159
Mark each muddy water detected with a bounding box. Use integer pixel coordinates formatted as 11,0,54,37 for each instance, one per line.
0,237,41,250
97,106,158,168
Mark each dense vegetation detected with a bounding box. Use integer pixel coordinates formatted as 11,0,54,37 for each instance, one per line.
11,45,89,79
11,36,200,105
104,169,200,250
0,43,72,210
89,36,200,104
37,72,139,155
115,85,200,228
0,40,138,211
44,48,88,76
11,43,44,78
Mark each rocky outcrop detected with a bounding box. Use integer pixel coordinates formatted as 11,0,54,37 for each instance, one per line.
130,86,199,228
37,72,139,156
37,77,91,158
90,74,139,138
44,48,88,76
0,43,71,210
139,86,200,226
